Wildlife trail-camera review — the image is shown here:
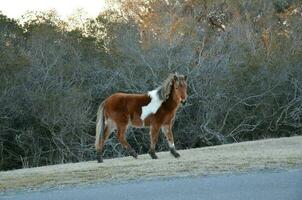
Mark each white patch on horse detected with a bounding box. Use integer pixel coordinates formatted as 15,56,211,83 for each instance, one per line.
140,89,163,120
168,142,175,148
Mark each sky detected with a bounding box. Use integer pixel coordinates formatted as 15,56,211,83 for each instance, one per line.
1,0,108,19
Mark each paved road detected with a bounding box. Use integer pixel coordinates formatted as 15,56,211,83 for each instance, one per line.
2,169,302,200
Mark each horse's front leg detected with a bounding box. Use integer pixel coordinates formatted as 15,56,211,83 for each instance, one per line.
149,125,160,159
161,124,180,158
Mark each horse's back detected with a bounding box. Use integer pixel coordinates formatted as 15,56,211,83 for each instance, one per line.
105,92,150,107
103,92,150,123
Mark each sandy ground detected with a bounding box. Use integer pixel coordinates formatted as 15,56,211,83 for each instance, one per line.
0,136,302,193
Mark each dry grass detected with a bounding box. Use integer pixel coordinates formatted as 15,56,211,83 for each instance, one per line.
1,136,302,192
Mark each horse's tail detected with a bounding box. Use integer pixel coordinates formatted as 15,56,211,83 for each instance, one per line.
95,101,105,151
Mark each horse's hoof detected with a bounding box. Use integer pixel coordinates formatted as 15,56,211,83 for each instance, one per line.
170,148,180,158
97,152,103,163
129,149,138,159
97,156,103,163
148,150,158,159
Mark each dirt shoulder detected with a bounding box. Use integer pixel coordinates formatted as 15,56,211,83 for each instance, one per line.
1,136,302,193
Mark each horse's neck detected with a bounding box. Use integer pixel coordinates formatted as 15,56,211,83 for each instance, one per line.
163,91,180,111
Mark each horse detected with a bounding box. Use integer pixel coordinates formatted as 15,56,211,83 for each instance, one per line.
95,73,188,162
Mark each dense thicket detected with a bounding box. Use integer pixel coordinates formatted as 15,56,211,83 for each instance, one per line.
1,0,302,170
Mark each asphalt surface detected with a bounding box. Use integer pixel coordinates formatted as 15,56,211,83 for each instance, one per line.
1,169,302,200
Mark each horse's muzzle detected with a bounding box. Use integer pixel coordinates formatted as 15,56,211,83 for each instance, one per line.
181,100,187,105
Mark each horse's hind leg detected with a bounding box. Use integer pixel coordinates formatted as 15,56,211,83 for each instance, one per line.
116,125,137,159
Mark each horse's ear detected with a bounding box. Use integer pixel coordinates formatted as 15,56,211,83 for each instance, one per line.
173,74,178,81
184,75,187,81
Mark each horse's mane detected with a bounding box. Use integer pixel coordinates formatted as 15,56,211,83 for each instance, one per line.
158,73,186,102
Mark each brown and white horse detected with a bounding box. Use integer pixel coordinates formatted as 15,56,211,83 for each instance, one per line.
95,73,188,162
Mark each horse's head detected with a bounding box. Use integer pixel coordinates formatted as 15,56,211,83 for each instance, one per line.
159,73,188,104
172,74,188,104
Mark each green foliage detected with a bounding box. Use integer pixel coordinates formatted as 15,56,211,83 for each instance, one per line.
0,14,28,80
273,0,294,13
